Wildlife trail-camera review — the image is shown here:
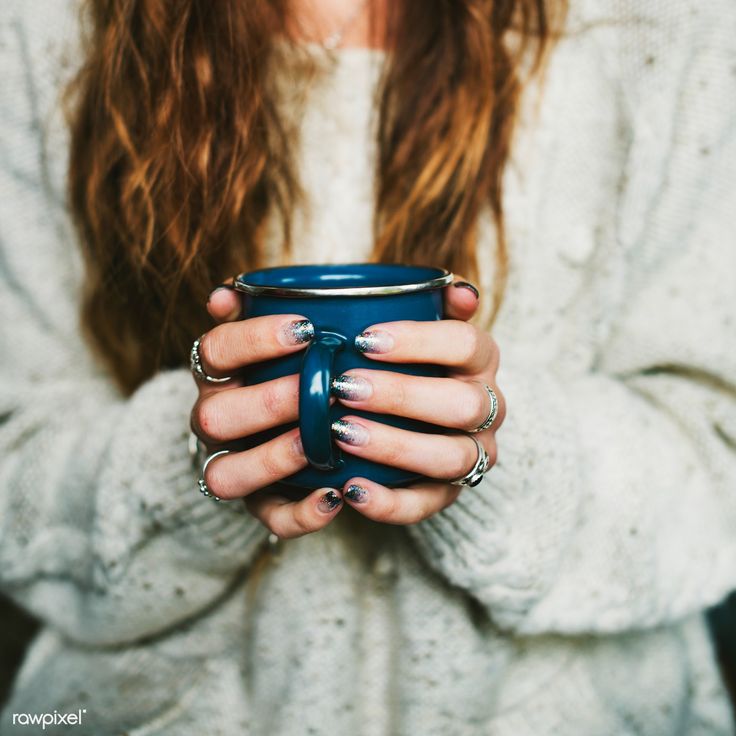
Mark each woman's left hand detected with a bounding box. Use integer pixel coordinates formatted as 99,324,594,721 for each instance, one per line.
207,277,505,526
328,279,505,524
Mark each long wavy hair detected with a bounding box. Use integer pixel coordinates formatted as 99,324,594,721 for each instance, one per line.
68,0,565,395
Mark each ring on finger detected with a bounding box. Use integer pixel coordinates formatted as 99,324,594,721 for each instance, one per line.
198,449,231,501
469,382,499,433
450,435,490,487
190,334,233,384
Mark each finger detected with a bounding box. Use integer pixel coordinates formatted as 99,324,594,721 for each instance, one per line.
245,487,343,540
444,275,481,322
354,320,498,374
192,374,299,443
207,280,242,323
341,476,460,525
198,314,315,379
195,373,248,401
330,416,497,482
203,428,308,500
331,370,505,432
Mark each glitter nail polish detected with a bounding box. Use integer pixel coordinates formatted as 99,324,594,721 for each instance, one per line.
331,419,370,446
345,484,368,504
331,374,373,401
280,319,315,346
317,490,342,513
355,330,395,354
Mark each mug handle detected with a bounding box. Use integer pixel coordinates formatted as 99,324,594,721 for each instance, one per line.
299,331,346,470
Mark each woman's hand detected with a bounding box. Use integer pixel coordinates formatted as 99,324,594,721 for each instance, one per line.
191,286,344,538
202,278,504,532
329,279,505,524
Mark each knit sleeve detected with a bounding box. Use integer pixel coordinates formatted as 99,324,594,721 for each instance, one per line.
407,0,736,635
0,7,268,645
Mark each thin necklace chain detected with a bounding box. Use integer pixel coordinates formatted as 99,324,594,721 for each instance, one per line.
321,0,370,50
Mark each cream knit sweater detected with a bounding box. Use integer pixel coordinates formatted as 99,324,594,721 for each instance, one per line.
1,1,736,734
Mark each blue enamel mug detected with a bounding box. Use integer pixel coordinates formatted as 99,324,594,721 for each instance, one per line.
233,263,453,494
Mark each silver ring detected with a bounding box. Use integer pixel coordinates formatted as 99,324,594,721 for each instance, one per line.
198,449,231,501
450,435,491,487
190,335,233,384
469,383,499,433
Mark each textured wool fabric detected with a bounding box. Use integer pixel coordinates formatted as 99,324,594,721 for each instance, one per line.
1,0,736,734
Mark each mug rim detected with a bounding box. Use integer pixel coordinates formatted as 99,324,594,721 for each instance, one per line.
234,264,454,297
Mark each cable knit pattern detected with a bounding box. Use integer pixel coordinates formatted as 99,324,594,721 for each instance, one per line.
0,2,269,648
1,0,735,734
407,0,736,637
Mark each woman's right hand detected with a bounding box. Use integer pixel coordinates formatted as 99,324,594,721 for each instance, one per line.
190,285,344,539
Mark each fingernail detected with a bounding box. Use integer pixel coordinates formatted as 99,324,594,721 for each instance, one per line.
208,284,238,303
355,330,394,354
345,483,368,504
279,319,315,346
331,374,373,401
317,490,342,514
331,419,370,446
453,281,480,300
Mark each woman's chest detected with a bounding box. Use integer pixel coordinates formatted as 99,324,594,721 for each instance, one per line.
36,6,631,375
494,17,630,371
273,21,631,373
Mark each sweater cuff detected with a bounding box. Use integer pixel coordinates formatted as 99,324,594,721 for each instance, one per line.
93,368,269,581
406,366,582,626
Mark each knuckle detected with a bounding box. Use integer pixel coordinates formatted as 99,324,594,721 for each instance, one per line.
259,442,287,481
204,459,231,499
474,391,490,427
459,385,487,428
195,395,225,442
265,515,292,539
278,519,303,540
455,322,481,365
370,493,398,524
199,329,225,370
260,380,287,420
449,440,475,479
385,376,409,415
239,320,266,358
416,496,438,522
447,455,469,482
292,506,319,537
381,437,406,470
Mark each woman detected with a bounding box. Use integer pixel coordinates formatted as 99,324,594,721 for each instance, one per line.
1,0,735,733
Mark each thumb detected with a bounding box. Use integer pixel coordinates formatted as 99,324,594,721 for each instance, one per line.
444,276,480,321
206,280,242,324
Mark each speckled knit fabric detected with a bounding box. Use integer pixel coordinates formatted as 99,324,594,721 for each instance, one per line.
1,1,735,734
